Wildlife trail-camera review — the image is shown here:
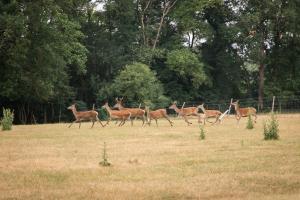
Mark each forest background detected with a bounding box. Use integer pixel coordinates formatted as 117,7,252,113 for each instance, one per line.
0,0,299,123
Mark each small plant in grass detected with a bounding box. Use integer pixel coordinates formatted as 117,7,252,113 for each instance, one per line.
246,115,254,129
99,142,111,166
263,113,279,140
1,108,14,131
199,126,205,140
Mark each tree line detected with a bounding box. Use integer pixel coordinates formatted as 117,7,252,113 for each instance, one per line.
0,0,299,124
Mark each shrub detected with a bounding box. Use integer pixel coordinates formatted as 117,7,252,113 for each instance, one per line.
246,115,254,129
97,62,170,108
199,126,205,140
1,108,14,131
99,142,111,167
263,114,279,140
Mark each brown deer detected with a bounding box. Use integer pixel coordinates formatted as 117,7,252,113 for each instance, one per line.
113,97,146,126
102,102,131,126
145,106,173,127
231,100,257,124
168,101,204,126
198,104,222,124
67,104,105,128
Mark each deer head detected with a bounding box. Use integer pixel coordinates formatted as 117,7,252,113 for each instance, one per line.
231,100,239,106
67,104,76,110
113,97,124,109
198,103,205,109
231,100,240,111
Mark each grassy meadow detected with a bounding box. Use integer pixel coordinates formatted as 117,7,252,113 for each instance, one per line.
0,114,300,199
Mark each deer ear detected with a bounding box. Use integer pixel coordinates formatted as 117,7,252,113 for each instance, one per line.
237,100,239,103
173,101,177,105
120,97,124,101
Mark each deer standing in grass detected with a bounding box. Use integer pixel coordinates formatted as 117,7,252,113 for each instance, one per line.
169,102,204,126
102,102,131,126
67,104,104,128
113,98,146,126
145,106,173,127
198,104,222,125
231,100,257,124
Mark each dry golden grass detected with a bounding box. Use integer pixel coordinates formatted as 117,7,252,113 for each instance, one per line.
0,114,300,199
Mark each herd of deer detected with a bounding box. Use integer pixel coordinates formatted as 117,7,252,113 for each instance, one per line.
67,98,257,128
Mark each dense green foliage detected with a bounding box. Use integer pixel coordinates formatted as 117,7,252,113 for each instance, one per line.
98,62,169,108
246,115,254,130
199,126,206,140
0,0,299,123
263,113,279,140
1,108,14,131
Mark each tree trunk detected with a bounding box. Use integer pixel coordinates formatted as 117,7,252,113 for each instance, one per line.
258,62,264,110
258,41,265,110
152,13,165,49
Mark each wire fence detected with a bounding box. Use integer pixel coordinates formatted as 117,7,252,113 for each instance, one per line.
121,96,300,116
1,95,299,124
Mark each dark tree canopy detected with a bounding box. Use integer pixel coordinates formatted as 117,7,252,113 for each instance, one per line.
0,0,299,123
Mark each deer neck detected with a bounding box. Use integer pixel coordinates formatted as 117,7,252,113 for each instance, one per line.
199,106,206,114
104,105,112,114
118,104,125,110
173,105,181,114
234,104,241,115
71,107,78,118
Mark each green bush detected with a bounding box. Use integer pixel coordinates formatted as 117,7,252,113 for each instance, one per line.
199,126,205,140
246,115,254,129
1,108,14,131
263,114,279,140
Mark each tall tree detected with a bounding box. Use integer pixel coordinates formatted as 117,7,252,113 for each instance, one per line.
0,0,87,122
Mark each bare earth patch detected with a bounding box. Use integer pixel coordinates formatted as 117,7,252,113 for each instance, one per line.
0,114,300,199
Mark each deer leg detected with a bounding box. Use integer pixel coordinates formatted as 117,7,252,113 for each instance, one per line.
91,120,95,128
97,119,105,127
79,120,82,129
148,118,152,126
183,115,192,126
68,119,79,128
197,114,203,124
122,119,126,126
155,119,158,127
118,119,124,126
130,118,134,126
212,116,219,125
217,115,221,124
254,114,257,123
237,116,241,125
141,115,146,126
164,116,173,126
105,118,111,126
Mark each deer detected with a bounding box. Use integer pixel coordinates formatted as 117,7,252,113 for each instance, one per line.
198,104,222,125
168,101,204,126
230,100,257,124
67,104,105,128
113,97,146,126
102,102,131,126
145,106,173,127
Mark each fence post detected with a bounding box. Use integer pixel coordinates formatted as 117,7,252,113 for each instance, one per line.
271,96,275,113
228,98,233,116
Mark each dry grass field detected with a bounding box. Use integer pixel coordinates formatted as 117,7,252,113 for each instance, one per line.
0,114,300,199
